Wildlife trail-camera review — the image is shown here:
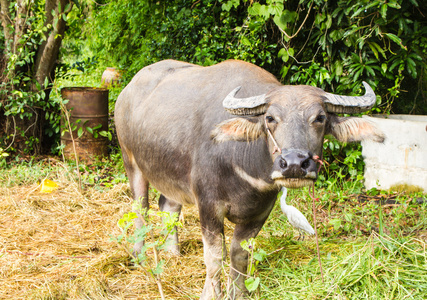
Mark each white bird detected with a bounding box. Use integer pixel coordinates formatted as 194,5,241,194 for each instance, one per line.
279,187,315,240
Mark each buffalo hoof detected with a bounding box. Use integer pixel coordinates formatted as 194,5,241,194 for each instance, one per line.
165,243,181,256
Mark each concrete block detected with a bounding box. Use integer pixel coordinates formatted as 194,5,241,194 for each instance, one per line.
361,115,427,192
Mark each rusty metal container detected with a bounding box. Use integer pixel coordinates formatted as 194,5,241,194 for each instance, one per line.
61,87,109,161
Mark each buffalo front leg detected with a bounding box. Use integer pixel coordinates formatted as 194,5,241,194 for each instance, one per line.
228,219,270,299
158,194,182,255
199,207,227,300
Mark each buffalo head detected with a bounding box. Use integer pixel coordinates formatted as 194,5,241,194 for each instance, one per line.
211,82,385,188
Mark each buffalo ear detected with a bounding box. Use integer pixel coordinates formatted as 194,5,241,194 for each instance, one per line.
327,115,385,143
211,117,264,143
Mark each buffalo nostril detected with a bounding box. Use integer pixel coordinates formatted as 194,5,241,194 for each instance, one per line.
280,158,287,169
301,159,310,170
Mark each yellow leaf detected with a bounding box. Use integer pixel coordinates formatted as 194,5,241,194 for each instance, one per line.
40,179,59,193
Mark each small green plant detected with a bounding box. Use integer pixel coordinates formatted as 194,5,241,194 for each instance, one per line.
112,200,182,300
240,238,267,293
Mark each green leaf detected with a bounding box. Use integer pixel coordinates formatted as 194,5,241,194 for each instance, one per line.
334,60,343,76
282,10,296,23
344,213,353,222
259,4,270,19
241,37,251,46
240,239,251,252
389,59,401,72
245,277,260,292
222,0,239,11
248,3,261,16
269,2,284,16
280,65,290,78
329,30,343,42
273,15,286,31
325,14,332,29
152,260,164,275
406,57,416,68
278,48,289,62
368,42,379,60
344,222,351,232
365,1,381,10
253,249,267,262
99,131,112,141
329,218,342,231
384,33,406,49
44,76,49,89
406,60,417,78
351,7,365,19
387,1,401,9
343,26,365,38
118,212,137,229
354,68,363,81
315,13,326,25
365,65,376,77
408,0,419,7
77,127,83,138
381,63,387,73
380,4,387,19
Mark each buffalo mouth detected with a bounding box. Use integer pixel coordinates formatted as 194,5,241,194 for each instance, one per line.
274,178,315,189
270,149,318,188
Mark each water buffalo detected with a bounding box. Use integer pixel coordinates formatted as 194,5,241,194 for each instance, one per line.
115,59,384,299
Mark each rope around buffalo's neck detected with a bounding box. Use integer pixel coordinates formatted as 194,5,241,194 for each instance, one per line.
310,179,325,283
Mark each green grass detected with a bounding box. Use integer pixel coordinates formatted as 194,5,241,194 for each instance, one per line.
0,153,126,190
249,185,427,300
251,234,427,299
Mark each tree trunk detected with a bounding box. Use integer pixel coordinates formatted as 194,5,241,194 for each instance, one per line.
0,0,73,155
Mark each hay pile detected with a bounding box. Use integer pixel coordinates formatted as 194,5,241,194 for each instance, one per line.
0,164,211,299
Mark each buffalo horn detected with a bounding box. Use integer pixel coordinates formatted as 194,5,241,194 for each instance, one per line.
323,81,376,114
223,86,268,115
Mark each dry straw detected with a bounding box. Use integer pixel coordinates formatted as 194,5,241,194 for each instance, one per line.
0,164,208,299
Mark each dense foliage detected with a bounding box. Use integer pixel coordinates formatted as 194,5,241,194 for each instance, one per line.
81,0,426,114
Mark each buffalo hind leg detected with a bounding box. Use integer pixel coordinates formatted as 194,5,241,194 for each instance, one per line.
122,150,149,255
158,194,182,255
228,218,271,299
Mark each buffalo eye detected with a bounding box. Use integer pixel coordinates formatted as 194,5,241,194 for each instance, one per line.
266,116,275,123
314,114,326,124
